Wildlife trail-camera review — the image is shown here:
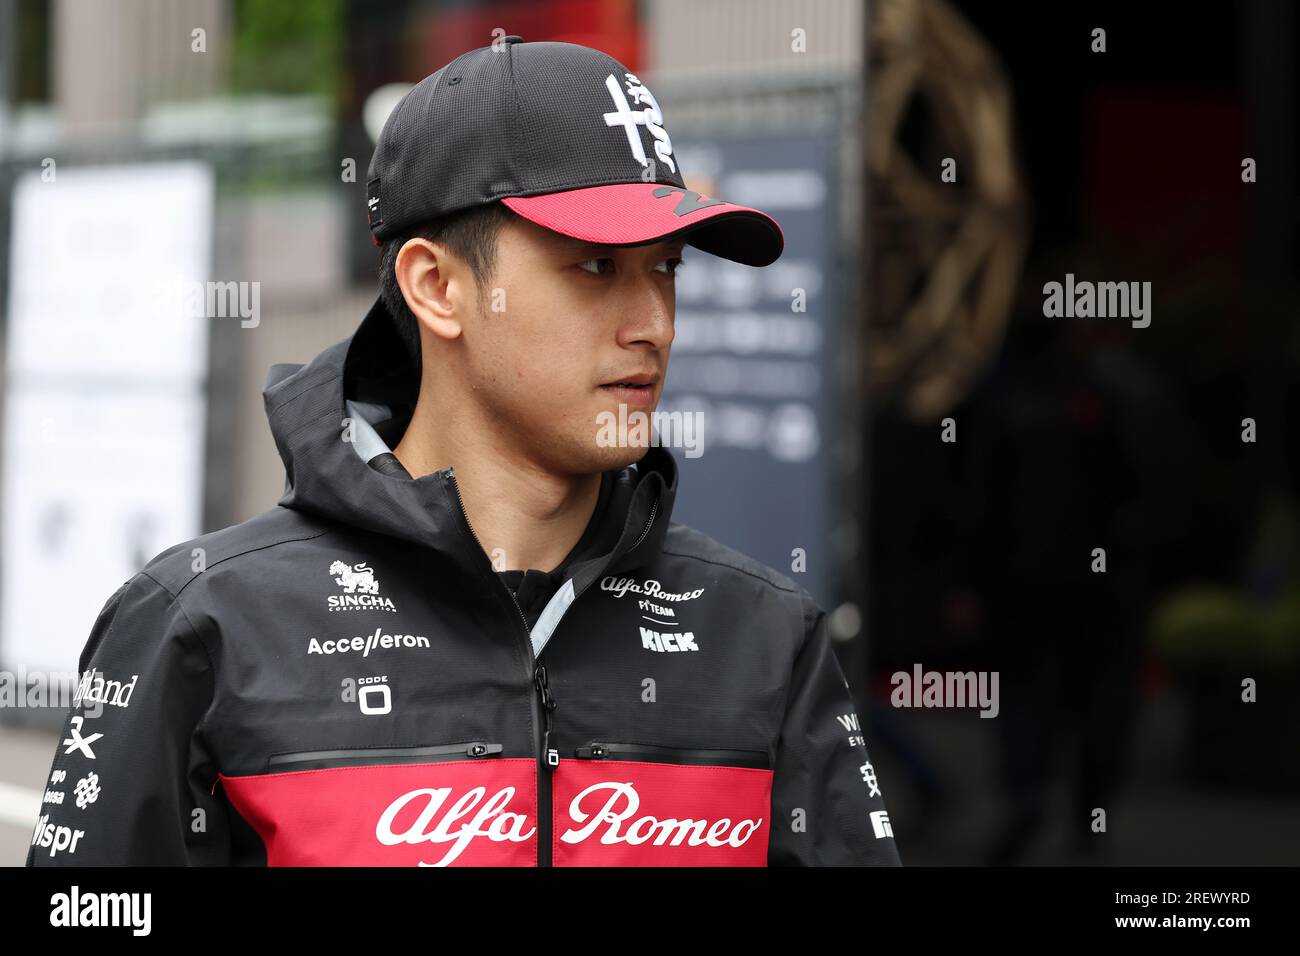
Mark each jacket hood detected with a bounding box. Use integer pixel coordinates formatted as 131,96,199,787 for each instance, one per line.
262,293,678,592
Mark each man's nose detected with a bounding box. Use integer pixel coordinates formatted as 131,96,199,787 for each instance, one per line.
617,276,675,350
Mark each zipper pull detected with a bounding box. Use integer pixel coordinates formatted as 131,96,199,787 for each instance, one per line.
534,663,560,772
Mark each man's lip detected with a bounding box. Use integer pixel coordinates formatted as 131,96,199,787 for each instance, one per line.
599,374,658,387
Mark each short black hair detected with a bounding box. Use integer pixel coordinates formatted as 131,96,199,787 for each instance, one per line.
377,201,519,370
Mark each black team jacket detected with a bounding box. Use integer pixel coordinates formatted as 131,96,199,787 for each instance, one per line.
27,295,902,867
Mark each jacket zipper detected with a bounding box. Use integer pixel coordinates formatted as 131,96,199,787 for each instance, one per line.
628,499,658,553
574,741,770,769
446,466,660,866
266,741,503,772
448,466,558,866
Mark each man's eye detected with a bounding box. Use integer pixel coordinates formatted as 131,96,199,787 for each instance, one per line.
576,257,685,276
577,258,616,275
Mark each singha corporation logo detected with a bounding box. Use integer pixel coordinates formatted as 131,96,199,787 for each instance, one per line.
327,560,397,613
331,560,379,593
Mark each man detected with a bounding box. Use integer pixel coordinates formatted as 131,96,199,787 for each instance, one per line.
27,36,900,866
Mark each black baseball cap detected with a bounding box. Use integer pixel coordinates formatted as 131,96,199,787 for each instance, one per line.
366,35,784,267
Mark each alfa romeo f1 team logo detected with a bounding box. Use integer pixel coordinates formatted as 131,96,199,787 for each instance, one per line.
603,72,676,174
599,576,705,602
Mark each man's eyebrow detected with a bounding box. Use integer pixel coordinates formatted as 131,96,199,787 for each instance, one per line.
544,233,689,256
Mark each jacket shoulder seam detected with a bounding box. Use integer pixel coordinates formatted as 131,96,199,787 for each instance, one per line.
144,525,334,601
137,567,180,601
173,590,218,676
173,595,221,763
132,570,218,669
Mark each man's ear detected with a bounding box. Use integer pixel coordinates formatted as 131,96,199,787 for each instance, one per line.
395,237,465,343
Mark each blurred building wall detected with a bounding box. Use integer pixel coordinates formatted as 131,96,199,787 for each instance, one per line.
53,0,228,134
232,286,370,524
646,0,862,73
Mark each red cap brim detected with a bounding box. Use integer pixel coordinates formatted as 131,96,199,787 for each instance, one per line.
501,183,784,267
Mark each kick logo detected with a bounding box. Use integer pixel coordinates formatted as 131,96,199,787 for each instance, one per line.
602,72,676,174
327,559,397,612
639,627,700,653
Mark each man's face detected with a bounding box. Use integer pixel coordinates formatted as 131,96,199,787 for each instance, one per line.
457,215,685,475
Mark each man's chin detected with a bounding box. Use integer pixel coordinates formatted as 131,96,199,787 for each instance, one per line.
587,400,663,466
583,442,649,474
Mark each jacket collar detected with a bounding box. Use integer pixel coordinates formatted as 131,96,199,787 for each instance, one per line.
262,293,678,594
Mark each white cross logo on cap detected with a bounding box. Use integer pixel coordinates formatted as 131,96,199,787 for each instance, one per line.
602,73,677,174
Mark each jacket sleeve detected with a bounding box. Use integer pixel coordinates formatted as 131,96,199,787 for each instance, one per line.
26,571,228,866
767,591,902,866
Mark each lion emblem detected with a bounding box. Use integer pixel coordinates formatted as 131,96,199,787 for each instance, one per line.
329,560,379,594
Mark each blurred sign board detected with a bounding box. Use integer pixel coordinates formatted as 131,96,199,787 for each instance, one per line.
661,132,841,609
2,163,213,676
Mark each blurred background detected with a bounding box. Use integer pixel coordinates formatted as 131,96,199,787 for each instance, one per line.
0,0,1296,866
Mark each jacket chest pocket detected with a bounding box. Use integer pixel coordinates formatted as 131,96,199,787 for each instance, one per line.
552,739,774,866
217,741,539,866
265,741,502,771
573,740,770,768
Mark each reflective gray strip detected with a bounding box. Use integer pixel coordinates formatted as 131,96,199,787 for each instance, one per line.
344,395,578,656
345,399,393,464
531,577,576,658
